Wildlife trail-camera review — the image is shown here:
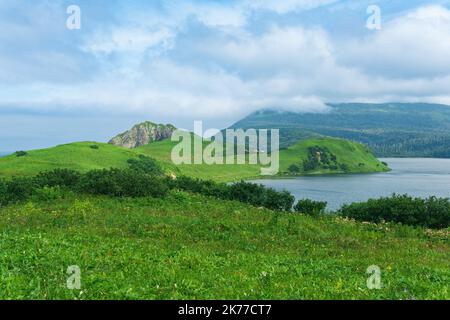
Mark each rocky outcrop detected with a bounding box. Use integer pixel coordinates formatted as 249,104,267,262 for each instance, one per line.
109,121,176,149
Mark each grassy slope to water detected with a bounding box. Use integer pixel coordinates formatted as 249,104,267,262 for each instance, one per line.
0,137,387,182
0,192,448,299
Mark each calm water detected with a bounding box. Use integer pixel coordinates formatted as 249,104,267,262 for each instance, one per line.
252,158,450,211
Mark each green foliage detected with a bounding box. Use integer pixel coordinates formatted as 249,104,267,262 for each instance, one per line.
127,155,164,176
339,163,350,173
90,145,99,150
35,169,81,188
228,181,294,211
15,151,28,157
338,194,450,229
31,186,69,202
294,199,328,216
0,177,35,205
168,177,295,211
302,146,343,172
288,164,300,173
78,168,169,198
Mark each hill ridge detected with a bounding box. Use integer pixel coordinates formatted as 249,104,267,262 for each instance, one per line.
109,121,177,149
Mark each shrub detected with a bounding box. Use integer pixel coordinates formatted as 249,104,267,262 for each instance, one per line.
228,181,294,211
294,199,327,216
288,164,300,174
169,178,295,211
77,168,168,198
264,189,295,211
338,194,450,229
0,179,7,206
78,169,121,196
127,155,164,176
168,176,229,199
228,181,266,207
90,145,99,150
2,177,36,204
114,170,169,198
31,186,67,202
35,169,81,188
15,151,28,157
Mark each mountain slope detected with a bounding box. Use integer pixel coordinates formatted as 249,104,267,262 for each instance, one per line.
231,103,450,157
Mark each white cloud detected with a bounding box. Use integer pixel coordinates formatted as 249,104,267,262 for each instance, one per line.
243,0,339,14
83,27,175,55
338,5,450,78
2,2,450,126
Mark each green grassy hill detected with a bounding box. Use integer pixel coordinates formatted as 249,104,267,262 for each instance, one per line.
0,137,387,181
0,192,448,299
0,142,141,178
279,138,389,175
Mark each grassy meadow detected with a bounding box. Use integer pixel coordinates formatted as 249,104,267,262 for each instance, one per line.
0,191,448,299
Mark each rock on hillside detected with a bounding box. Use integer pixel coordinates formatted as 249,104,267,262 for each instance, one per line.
109,121,176,149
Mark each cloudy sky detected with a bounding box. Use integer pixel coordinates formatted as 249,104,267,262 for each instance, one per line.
1,0,450,152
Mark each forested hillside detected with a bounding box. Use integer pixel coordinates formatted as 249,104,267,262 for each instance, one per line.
231,103,450,157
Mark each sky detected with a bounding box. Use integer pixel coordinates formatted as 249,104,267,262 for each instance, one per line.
1,0,450,152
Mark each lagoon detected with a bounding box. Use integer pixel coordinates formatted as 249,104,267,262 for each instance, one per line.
252,158,450,211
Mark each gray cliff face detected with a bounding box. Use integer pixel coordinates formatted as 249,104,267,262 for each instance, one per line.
109,121,176,149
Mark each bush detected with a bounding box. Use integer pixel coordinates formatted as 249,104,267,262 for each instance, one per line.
127,155,164,176
228,181,266,207
1,177,36,205
338,194,450,229
35,169,81,188
264,189,295,211
294,199,327,216
167,176,230,199
31,186,68,202
288,164,300,174
0,179,7,206
15,151,28,157
90,145,99,150
77,168,168,198
169,178,295,211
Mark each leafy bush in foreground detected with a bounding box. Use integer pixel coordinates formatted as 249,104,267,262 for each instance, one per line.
0,177,36,205
338,194,450,229
294,199,327,216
